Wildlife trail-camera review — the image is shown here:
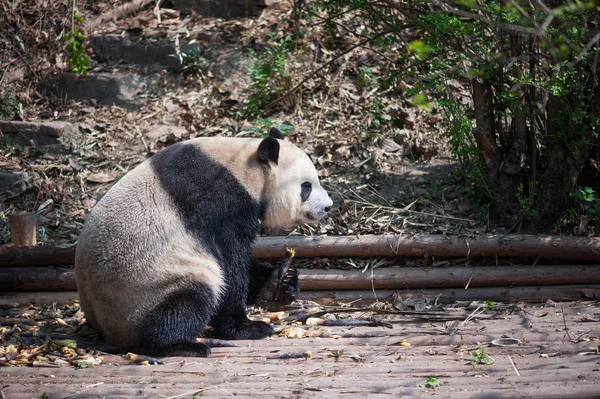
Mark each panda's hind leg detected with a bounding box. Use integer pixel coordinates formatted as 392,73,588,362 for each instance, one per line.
209,262,274,340
136,283,215,357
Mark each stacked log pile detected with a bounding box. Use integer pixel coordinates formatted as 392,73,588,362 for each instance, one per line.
2,228,600,305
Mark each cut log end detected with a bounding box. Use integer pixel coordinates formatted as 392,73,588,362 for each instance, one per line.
9,212,37,246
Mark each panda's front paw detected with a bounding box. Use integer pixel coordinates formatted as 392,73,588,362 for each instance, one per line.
240,320,275,340
215,320,274,340
278,267,299,303
253,267,299,312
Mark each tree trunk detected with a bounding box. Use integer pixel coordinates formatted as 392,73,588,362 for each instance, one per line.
530,74,600,231
471,78,522,228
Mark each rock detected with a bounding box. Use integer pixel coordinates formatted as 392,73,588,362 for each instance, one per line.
145,125,187,144
0,172,30,201
205,45,252,97
89,34,202,67
378,137,403,153
0,120,82,151
545,299,557,307
170,0,269,17
38,72,170,109
394,129,411,145
4,67,26,84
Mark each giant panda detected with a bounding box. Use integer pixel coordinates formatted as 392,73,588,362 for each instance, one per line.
75,129,333,357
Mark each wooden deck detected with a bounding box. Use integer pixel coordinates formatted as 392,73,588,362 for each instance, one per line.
2,300,600,398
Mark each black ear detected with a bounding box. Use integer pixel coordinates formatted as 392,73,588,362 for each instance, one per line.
257,136,280,166
268,126,285,139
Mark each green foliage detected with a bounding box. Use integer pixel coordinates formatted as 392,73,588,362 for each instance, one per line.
517,182,538,217
469,346,493,366
241,36,294,117
357,66,391,129
64,11,88,75
0,90,20,120
244,117,294,137
178,49,205,77
547,62,600,157
173,34,205,78
357,66,379,90
437,96,490,206
410,93,432,112
408,40,433,60
417,376,441,388
484,300,494,308
570,186,600,222
315,0,600,225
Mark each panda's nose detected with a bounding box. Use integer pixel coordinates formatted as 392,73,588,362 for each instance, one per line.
324,206,331,213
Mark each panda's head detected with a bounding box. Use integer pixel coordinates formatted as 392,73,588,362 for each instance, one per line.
257,128,333,230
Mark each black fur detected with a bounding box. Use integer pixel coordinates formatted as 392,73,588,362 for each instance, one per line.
137,284,214,357
301,182,312,202
149,140,275,348
268,126,285,139
257,137,280,166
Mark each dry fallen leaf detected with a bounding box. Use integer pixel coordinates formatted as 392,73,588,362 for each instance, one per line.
86,172,116,183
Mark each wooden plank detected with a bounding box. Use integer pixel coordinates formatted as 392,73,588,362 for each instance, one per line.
0,291,79,307
1,302,599,398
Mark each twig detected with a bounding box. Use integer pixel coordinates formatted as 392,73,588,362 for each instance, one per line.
0,65,9,88
464,266,476,290
163,386,225,399
508,355,521,376
349,198,475,223
429,0,540,35
314,68,344,136
561,306,576,343
154,0,163,23
71,0,76,33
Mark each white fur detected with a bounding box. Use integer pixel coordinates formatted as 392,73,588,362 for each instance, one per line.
262,140,333,230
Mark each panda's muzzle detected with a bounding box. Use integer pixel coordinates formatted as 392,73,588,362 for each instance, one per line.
305,205,332,221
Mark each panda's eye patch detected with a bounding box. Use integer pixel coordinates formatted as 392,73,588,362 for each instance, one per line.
301,182,312,202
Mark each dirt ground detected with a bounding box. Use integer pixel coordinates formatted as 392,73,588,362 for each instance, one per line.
0,0,475,250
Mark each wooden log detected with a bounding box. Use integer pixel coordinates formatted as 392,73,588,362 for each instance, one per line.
0,245,75,266
2,234,600,267
252,234,600,260
299,265,600,290
298,285,600,305
9,212,37,246
3,265,600,292
0,267,76,291
2,284,599,307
